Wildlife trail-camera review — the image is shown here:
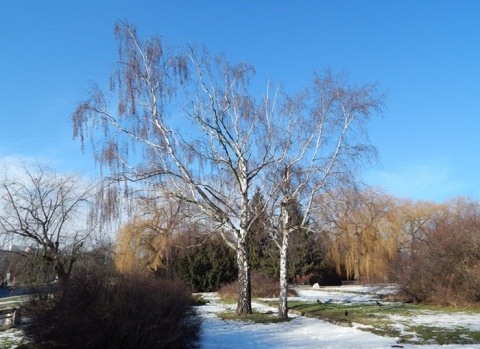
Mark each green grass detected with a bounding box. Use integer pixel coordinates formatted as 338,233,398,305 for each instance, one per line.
402,325,480,345
218,310,291,324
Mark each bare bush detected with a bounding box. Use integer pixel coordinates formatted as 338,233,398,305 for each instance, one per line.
219,271,297,301
395,198,480,305
23,270,201,349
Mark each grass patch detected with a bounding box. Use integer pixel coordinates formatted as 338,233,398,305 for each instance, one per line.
191,294,209,306
415,303,480,314
0,331,28,349
218,311,290,324
284,300,480,344
404,325,480,345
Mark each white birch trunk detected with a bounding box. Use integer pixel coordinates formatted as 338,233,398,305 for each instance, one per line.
278,227,289,318
236,158,252,314
278,197,290,319
236,233,252,314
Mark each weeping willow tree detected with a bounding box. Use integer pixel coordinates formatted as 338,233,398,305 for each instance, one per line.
115,196,186,274
115,218,166,273
323,188,398,282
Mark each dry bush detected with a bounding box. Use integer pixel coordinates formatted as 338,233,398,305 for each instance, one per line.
23,270,201,349
218,271,297,301
215,277,237,300
398,249,480,306
395,199,480,306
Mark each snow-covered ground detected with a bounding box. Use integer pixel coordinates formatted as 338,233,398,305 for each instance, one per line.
198,286,480,349
0,327,25,349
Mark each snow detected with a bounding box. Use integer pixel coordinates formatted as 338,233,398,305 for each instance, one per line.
0,327,25,349
197,286,480,349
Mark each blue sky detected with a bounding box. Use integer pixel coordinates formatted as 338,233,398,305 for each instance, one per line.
1,1,479,202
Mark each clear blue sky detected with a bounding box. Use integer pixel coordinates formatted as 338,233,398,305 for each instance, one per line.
1,1,479,202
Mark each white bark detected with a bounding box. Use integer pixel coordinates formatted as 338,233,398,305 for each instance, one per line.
236,232,252,314
278,197,290,318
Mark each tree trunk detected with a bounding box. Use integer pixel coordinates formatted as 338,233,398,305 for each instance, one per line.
236,234,252,315
278,227,289,318
278,195,290,319
236,159,252,315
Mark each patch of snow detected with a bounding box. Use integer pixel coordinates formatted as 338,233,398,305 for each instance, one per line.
0,327,26,348
388,311,480,332
197,287,480,349
292,287,383,305
198,297,396,349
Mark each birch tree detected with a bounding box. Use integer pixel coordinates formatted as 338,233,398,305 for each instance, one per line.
265,71,384,318
73,22,289,314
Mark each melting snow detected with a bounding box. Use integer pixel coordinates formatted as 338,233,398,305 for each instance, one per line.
198,286,480,349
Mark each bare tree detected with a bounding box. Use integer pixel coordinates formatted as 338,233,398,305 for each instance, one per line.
263,71,384,318
72,23,383,315
0,162,97,285
73,22,292,314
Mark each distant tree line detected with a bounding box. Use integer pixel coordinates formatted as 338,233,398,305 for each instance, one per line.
2,164,479,308
112,183,480,306
320,188,480,305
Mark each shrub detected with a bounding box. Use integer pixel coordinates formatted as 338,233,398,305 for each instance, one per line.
23,270,201,349
218,271,297,301
394,198,480,305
